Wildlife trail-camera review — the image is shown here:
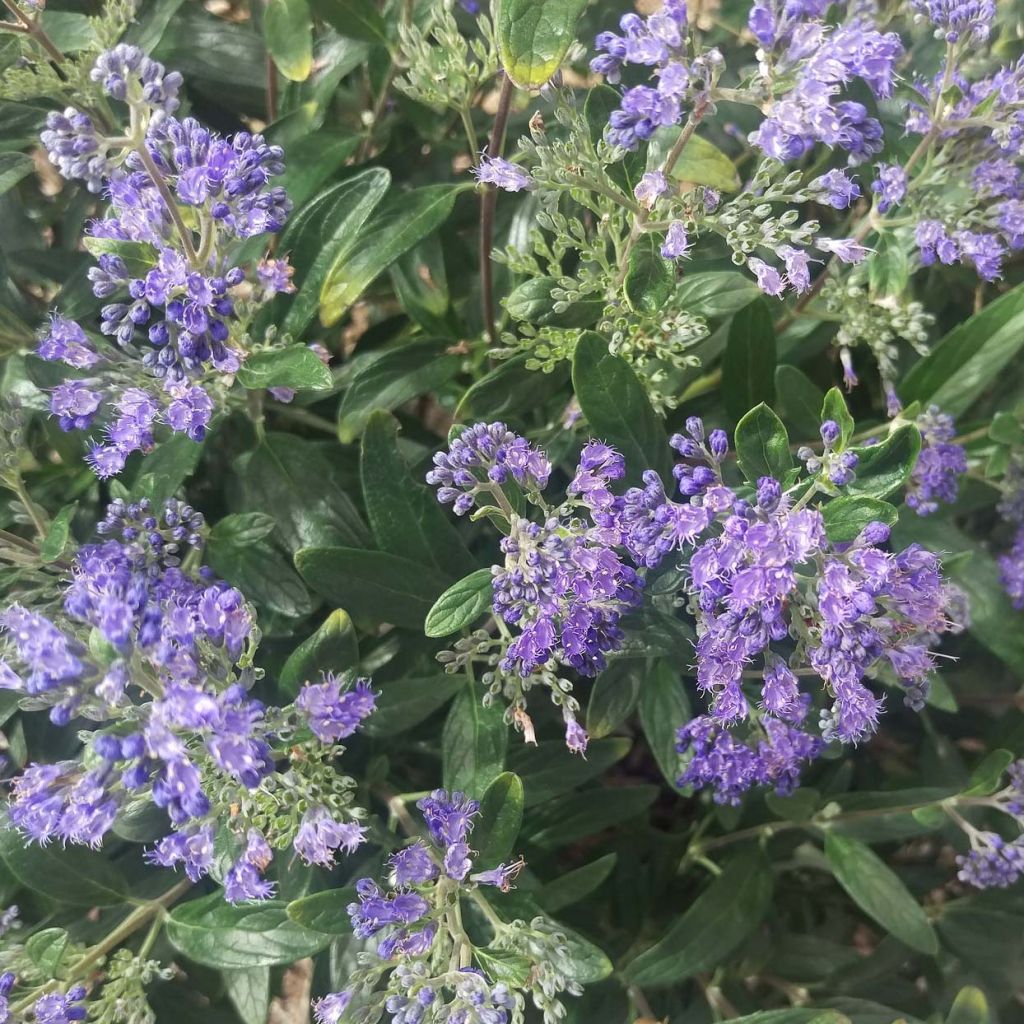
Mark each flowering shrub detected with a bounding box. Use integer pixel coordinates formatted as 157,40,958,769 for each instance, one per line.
0,0,1021,1021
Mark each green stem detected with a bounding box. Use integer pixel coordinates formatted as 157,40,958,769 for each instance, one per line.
11,475,48,540
10,879,190,1013
613,101,707,290
134,142,199,266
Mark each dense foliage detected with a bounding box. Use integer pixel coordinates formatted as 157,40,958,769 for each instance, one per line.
0,0,1022,1022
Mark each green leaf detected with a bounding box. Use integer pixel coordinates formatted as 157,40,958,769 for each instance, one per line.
823,833,938,955
510,738,632,807
279,609,359,697
639,661,690,790
867,234,909,298
675,271,760,318
276,130,360,210
989,411,1024,446
0,152,35,198
624,235,673,316
572,333,669,485
723,299,776,421
821,388,855,449
320,185,461,326
844,424,921,500
946,987,991,1024
505,277,602,328
309,0,389,45
237,345,332,392
295,547,447,629
962,749,1013,797
361,411,476,576
901,281,1024,415
365,674,464,736
207,530,313,619
224,967,271,1024
210,512,277,546
624,846,774,986
242,433,370,552
475,771,525,868
425,569,494,638
265,0,313,81
775,365,826,440
279,169,392,337
474,947,533,987
734,403,792,482
40,503,76,563
586,661,642,739
339,340,462,442
126,433,202,504
766,788,820,823
456,355,570,422
443,686,508,799
539,853,617,913
820,496,898,543
496,0,589,89
167,895,331,969
650,128,741,192
390,237,452,335
0,820,127,907
286,888,355,934
525,785,658,848
25,928,71,977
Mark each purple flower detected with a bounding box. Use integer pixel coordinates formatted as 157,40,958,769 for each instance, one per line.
37,315,99,368
634,170,669,208
471,858,525,892
564,713,588,755
294,807,366,868
146,828,225,883
314,991,353,1024
31,987,88,1024
779,245,815,293
955,230,1005,281
907,406,967,516
813,169,862,210
347,878,431,940
748,257,786,295
915,219,957,267
661,220,691,260
912,0,996,42
957,834,1024,888
427,422,551,515
223,831,274,905
50,382,102,432
999,526,1024,609
816,237,870,263
472,155,534,193
389,841,438,886
90,44,182,114
295,675,376,743
870,163,907,213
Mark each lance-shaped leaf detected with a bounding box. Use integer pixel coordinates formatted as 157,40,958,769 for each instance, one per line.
496,0,589,89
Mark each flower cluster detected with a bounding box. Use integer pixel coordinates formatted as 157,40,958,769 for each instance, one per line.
0,498,372,901
906,406,967,516
589,0,711,153
609,417,960,803
0,973,88,1024
953,760,1024,889
313,789,578,1024
748,7,901,165
37,46,296,478
430,426,644,753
